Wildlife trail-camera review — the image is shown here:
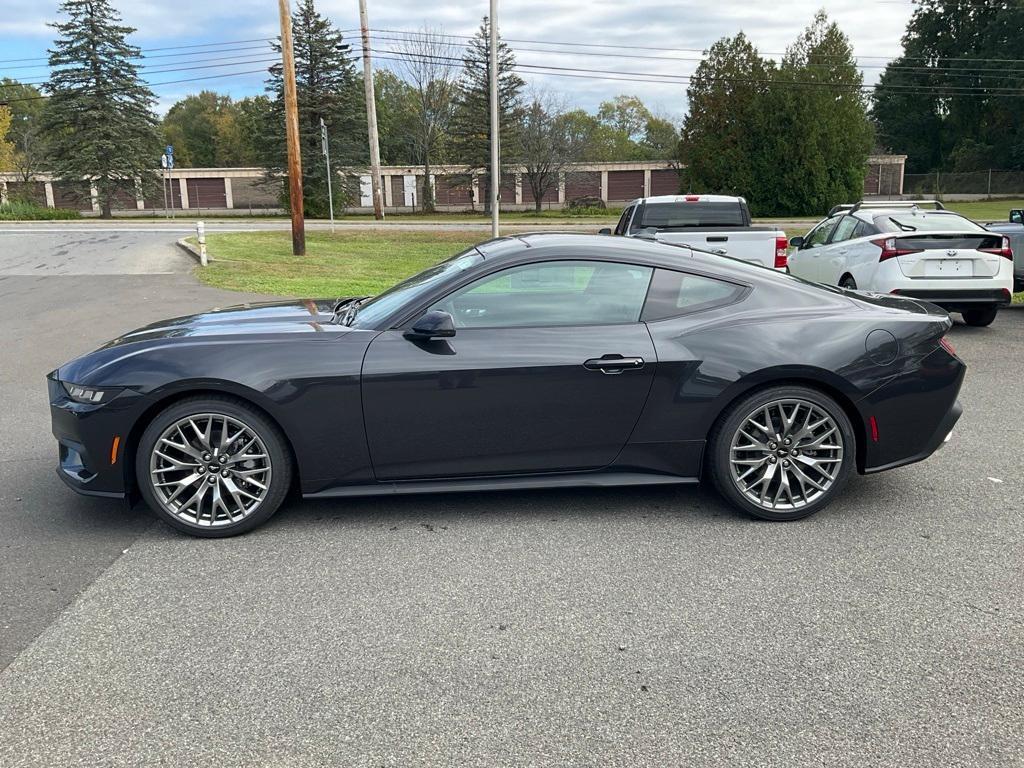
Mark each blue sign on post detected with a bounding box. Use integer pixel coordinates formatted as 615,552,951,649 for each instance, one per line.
166,145,174,156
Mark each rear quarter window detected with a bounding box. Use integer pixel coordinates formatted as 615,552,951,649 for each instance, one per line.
641,268,746,321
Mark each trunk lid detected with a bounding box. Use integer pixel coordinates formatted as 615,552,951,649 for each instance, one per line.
882,232,1006,279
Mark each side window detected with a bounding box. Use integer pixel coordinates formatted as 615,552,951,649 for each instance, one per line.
853,219,876,239
803,217,839,249
641,268,745,321
831,216,859,243
614,206,633,236
434,260,653,329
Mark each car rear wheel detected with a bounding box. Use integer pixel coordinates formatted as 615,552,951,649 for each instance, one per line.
839,275,857,290
136,396,292,537
708,386,855,521
961,305,998,327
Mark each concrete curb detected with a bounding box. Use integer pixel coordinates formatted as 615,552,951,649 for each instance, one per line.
175,237,208,265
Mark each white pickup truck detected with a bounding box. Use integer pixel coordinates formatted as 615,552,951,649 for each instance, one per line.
601,194,789,270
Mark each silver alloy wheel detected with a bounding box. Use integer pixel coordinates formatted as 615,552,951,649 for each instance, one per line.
728,398,844,511
149,413,272,527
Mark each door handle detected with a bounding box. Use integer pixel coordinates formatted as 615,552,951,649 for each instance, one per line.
583,355,645,374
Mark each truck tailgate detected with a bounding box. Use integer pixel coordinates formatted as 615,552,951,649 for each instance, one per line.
652,229,783,269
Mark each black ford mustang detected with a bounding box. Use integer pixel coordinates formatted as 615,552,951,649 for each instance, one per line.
49,234,964,537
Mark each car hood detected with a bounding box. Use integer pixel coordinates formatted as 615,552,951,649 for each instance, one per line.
97,299,348,348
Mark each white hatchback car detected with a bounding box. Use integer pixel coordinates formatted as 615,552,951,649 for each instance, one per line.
787,201,1014,326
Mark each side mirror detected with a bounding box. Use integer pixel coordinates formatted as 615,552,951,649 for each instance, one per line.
598,227,612,235
788,236,804,249
404,310,455,340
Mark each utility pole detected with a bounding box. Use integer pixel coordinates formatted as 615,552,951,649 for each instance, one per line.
489,0,500,238
278,0,305,255
358,0,385,220
321,117,335,233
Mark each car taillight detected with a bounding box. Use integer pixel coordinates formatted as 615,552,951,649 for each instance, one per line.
980,235,1013,260
774,235,789,269
939,337,956,356
684,195,700,202
872,237,923,261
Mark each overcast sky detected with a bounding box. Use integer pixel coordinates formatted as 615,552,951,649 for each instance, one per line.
0,0,917,118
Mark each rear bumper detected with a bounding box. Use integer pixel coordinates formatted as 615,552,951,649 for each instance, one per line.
859,346,966,474
890,288,1011,312
863,399,962,474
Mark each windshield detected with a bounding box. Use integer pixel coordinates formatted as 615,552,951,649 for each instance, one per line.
348,248,484,328
636,201,745,229
874,212,986,233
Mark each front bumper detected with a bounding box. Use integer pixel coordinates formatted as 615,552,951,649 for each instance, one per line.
48,374,145,499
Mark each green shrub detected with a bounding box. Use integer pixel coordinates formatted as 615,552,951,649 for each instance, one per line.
0,199,81,220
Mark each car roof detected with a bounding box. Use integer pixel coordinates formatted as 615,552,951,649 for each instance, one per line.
474,233,775,284
628,194,746,206
848,208,966,223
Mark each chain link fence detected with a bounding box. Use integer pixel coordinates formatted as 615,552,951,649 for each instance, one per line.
903,170,1024,198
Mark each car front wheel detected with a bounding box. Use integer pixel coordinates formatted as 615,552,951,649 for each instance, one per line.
961,305,998,327
136,396,292,537
708,386,855,521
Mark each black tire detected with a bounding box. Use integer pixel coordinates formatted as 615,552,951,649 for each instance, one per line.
136,395,292,537
961,305,998,327
839,275,857,290
707,385,856,522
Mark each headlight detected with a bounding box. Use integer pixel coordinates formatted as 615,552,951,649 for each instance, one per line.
62,382,122,404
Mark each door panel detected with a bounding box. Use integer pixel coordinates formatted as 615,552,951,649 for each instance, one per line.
361,325,657,480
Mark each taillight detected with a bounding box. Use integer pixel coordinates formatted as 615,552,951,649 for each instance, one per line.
939,337,956,356
684,195,700,202
872,237,923,262
980,235,1013,260
774,235,789,269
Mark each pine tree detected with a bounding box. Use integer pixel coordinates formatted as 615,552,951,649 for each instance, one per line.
265,0,365,217
43,0,160,218
679,33,775,209
0,107,14,171
449,17,524,210
770,12,873,216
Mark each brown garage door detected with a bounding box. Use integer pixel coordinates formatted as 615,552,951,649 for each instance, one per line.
435,175,472,206
52,182,91,210
390,175,405,206
6,181,46,205
480,173,517,205
650,169,682,196
606,170,644,201
565,171,601,202
186,178,227,209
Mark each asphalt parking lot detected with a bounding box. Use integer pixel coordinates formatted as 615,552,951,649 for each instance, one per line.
0,225,1022,767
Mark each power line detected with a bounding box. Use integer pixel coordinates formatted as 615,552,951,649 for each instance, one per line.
1,43,276,72
370,25,1024,66
0,37,276,65
0,68,273,103
8,56,280,89
363,48,1024,96
366,31,1024,80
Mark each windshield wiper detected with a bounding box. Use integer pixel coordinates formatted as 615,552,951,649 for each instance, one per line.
889,216,917,232
339,297,372,326
331,296,370,325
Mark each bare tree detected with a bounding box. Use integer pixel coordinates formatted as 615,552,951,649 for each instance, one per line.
395,27,459,212
516,91,584,213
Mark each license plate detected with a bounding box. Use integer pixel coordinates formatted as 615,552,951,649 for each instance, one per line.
924,259,972,277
